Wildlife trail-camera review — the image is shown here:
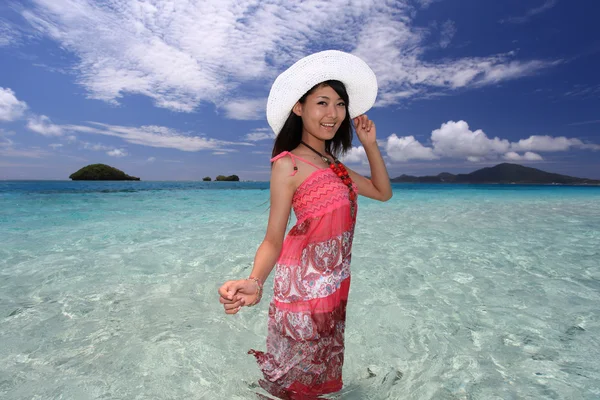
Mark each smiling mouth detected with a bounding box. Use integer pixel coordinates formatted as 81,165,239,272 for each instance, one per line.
320,123,336,128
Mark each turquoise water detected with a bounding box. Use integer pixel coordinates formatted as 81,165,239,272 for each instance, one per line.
1,181,599,399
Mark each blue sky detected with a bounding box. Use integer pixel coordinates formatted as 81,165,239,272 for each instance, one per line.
1,0,599,181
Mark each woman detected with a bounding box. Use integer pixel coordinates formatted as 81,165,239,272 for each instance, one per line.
218,50,392,398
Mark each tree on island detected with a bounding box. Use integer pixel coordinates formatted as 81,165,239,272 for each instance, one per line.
215,174,240,181
202,176,211,181
69,164,140,181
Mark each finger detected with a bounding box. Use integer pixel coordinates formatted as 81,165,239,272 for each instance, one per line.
219,295,237,305
223,299,244,310
218,281,235,300
225,306,241,315
230,280,250,296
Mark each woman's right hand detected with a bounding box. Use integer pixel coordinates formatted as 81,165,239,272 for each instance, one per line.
218,279,259,314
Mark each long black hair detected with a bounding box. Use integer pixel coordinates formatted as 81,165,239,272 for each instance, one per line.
271,80,353,159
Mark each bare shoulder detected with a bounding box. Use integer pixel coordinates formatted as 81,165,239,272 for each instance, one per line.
271,153,295,176
270,154,298,191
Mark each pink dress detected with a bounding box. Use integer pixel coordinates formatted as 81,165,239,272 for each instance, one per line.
249,151,357,398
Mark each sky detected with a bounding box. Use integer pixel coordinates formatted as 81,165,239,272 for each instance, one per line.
1,0,599,181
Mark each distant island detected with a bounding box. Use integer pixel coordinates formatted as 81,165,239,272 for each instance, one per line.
215,174,240,181
391,163,600,185
69,164,140,181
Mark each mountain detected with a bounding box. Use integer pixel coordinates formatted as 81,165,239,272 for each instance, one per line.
69,164,140,181
390,163,600,185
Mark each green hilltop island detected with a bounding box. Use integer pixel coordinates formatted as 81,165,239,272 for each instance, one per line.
214,174,240,181
390,163,600,185
69,164,140,181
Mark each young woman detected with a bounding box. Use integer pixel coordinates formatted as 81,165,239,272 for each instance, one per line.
218,50,392,398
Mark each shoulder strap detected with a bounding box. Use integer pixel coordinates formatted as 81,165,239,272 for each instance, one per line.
270,151,298,176
289,153,322,170
270,151,324,176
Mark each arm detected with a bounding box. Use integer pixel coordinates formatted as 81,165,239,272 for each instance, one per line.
248,156,296,282
346,115,393,202
218,156,296,313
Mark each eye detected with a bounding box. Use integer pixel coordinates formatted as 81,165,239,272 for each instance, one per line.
337,102,346,107
317,101,327,105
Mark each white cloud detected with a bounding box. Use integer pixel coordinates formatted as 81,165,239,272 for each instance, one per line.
107,148,127,157
510,135,585,152
384,120,598,163
27,115,63,136
20,1,557,117
501,0,558,24
244,128,275,142
416,0,440,8
431,120,510,159
439,20,456,48
81,141,111,151
147,156,156,162
565,84,600,99
0,130,49,158
0,19,21,47
0,87,28,121
503,151,543,161
49,143,63,149
342,146,368,164
64,122,250,152
223,99,267,120
385,134,438,162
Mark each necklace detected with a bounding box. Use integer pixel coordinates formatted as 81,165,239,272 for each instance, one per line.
300,141,357,220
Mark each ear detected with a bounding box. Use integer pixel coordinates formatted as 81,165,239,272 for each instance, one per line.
292,102,303,117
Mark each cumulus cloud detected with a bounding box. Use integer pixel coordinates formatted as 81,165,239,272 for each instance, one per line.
27,115,63,136
342,146,368,164
431,120,510,159
0,87,28,121
384,120,599,163
503,151,543,161
386,134,438,162
510,135,587,152
107,148,127,157
20,0,557,117
244,128,275,142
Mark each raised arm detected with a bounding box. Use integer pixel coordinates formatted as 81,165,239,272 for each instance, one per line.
346,115,392,202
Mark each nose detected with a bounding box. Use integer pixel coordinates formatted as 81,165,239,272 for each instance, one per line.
328,103,338,120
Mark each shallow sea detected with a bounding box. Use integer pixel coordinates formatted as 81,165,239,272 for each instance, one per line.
1,181,599,399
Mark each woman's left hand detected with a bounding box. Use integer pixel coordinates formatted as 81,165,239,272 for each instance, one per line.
353,114,377,147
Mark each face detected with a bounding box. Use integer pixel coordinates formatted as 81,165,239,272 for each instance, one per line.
293,85,347,141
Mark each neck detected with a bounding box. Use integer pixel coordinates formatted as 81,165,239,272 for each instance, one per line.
300,132,326,154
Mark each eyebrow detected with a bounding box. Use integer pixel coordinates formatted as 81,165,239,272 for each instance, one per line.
316,96,343,101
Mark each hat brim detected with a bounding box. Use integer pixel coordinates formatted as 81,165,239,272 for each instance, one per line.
267,50,378,136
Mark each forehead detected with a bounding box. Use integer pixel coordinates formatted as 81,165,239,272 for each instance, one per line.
309,85,342,99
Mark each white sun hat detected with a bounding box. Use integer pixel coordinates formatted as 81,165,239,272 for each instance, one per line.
266,50,378,136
